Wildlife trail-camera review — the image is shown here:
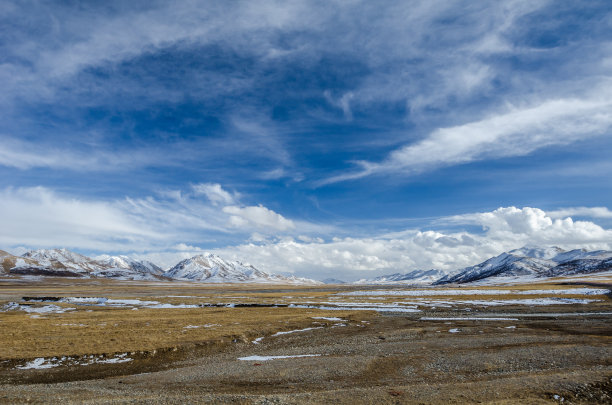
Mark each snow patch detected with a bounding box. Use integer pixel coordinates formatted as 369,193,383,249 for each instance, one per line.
271,327,324,337
339,288,609,297
16,358,60,370
183,324,220,329
238,354,321,361
16,353,132,369
421,317,519,321
311,317,346,321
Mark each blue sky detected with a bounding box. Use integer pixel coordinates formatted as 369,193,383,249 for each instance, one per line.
1,1,611,280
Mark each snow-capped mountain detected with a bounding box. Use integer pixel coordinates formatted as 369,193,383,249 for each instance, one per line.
0,250,45,275
6,249,165,280
3,246,610,285
435,246,612,284
164,253,320,284
322,278,346,284
22,248,103,274
355,269,452,285
1,248,319,284
93,255,165,280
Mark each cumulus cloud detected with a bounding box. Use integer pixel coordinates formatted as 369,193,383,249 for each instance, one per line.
223,205,295,231
192,183,237,205
213,206,612,280
1,190,609,279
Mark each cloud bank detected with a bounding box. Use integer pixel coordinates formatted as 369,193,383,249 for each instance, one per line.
1,184,609,279
212,207,612,280
0,185,298,252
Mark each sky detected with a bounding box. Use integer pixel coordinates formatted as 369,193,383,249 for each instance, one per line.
1,0,611,281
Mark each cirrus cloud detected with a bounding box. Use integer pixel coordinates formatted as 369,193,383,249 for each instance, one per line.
322,89,612,184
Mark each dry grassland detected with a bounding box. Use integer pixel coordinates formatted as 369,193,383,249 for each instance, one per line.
1,277,611,403
0,306,369,359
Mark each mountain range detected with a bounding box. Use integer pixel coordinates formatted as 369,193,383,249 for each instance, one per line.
434,246,612,284
1,246,611,285
164,253,318,284
0,248,319,284
356,246,612,285
354,269,450,285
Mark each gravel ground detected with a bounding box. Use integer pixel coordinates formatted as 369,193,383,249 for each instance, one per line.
2,303,611,404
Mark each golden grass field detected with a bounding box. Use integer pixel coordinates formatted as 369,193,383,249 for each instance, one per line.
1,277,611,403
0,278,609,360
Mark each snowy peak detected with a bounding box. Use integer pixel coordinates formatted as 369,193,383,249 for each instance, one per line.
13,249,165,280
355,269,451,285
508,246,565,260
22,248,101,274
24,248,91,264
164,253,319,284
96,255,163,274
322,278,346,284
93,254,165,280
436,246,612,284
2,248,319,284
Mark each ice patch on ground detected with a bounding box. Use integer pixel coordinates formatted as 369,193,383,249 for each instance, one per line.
148,303,198,309
288,303,421,313
339,288,609,297
15,353,132,369
183,324,220,329
311,317,346,321
16,358,60,369
238,354,321,361
271,327,324,337
396,298,600,307
1,302,75,314
252,326,325,344
93,354,132,364
421,317,519,321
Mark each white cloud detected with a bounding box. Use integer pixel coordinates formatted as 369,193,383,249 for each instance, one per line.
192,183,236,205
0,136,181,172
322,89,612,184
223,205,295,231
445,206,612,245
0,187,162,251
0,186,609,280
213,206,612,280
172,243,204,252
324,91,354,120
0,185,304,253
547,207,612,219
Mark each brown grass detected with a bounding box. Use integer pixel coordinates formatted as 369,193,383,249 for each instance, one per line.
0,306,371,359
1,277,609,360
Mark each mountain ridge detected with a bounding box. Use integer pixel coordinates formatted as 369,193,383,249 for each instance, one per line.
353,246,612,285
0,248,319,284
164,253,320,284
1,246,611,285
